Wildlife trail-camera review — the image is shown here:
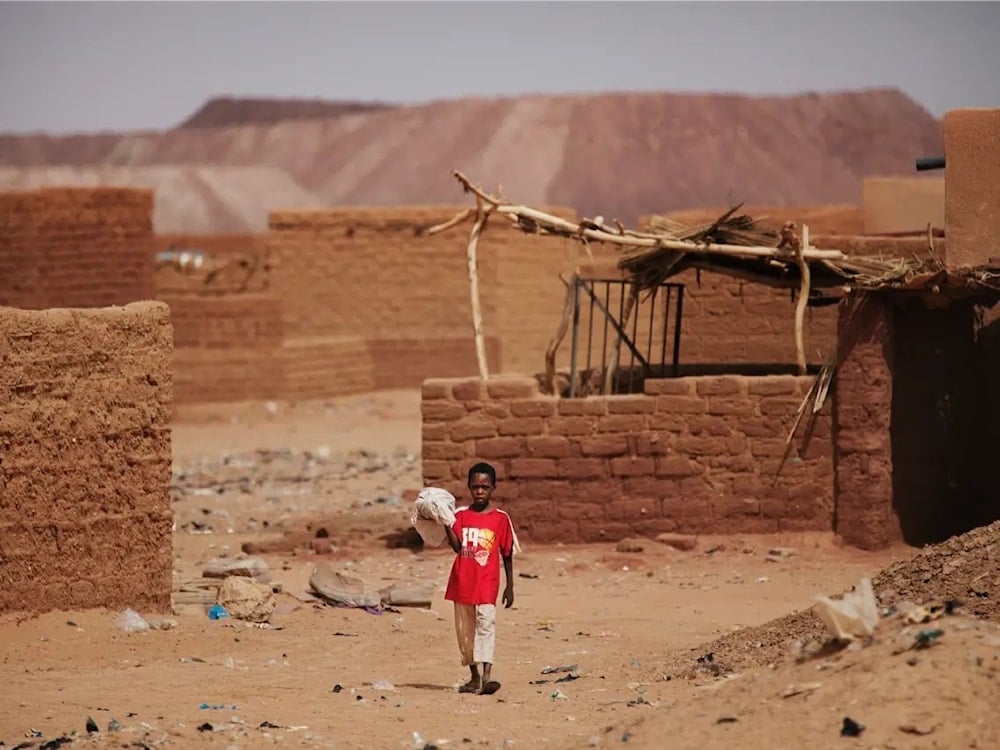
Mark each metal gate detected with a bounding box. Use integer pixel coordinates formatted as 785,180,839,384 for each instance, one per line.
568,278,684,397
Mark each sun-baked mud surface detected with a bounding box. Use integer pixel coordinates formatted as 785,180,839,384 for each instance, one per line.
1,390,996,749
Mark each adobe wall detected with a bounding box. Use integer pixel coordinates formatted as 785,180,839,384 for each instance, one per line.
660,205,864,236
421,374,832,543
0,301,173,614
267,206,575,399
154,233,269,296
944,108,1000,268
0,187,155,310
862,177,944,235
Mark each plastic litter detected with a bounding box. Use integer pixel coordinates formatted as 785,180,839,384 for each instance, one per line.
371,679,396,691
813,578,879,640
840,716,864,737
410,487,458,547
208,604,229,620
114,608,150,633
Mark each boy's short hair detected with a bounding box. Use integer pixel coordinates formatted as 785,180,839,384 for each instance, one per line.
467,461,497,486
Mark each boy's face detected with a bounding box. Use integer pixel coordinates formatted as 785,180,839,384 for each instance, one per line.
468,472,495,509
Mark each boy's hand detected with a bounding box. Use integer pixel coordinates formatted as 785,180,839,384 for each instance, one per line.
502,585,514,609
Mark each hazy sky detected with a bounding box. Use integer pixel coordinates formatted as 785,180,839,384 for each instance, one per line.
1,1,998,134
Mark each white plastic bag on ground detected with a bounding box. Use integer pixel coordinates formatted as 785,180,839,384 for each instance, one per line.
813,577,880,640
114,607,150,633
411,487,457,547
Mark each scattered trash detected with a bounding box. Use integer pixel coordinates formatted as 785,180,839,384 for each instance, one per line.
656,533,698,551
840,717,864,737
208,604,229,620
767,547,797,558
217,575,276,622
199,703,237,710
541,664,578,674
65,620,77,627
781,682,821,698
107,719,122,732
146,617,178,631
196,722,214,732
203,556,272,583
85,716,99,733
911,628,944,650
756,577,769,584
259,721,281,729
114,608,150,633
410,487,458,547
814,578,879,641
308,563,382,609
39,737,73,750
550,690,569,701
627,694,649,707
518,573,539,580
716,716,738,724
556,672,581,683
899,723,936,736
371,679,397,691
331,684,344,693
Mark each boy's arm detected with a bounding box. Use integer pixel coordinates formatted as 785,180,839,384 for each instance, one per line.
502,553,514,608
444,523,462,554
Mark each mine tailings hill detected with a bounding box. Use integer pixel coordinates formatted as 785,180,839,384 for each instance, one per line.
0,88,942,228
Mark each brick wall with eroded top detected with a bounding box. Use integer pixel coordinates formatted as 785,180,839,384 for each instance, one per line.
421,374,832,543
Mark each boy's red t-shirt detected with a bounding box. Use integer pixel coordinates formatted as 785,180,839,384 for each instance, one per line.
444,507,515,606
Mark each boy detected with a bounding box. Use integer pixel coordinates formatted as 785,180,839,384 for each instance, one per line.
443,462,516,695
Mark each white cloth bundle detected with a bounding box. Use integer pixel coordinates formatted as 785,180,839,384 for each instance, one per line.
410,486,522,554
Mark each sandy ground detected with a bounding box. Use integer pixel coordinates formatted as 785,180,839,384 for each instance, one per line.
2,390,996,750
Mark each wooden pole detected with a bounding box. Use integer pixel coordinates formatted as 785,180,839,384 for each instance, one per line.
794,223,811,376
467,199,493,382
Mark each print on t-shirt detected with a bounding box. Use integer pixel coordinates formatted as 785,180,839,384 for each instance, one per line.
462,526,496,567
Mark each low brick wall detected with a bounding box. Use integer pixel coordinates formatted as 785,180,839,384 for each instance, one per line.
421,374,833,543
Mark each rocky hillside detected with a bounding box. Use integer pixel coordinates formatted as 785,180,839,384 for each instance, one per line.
0,89,942,232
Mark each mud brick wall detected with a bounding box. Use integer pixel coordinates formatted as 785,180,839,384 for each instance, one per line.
163,292,284,404
421,374,832,543
267,205,575,398
862,177,944,234
282,336,376,401
0,301,173,614
833,297,899,550
944,108,1000,268
0,187,154,309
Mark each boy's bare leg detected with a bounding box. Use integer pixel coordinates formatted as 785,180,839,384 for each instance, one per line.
480,662,492,693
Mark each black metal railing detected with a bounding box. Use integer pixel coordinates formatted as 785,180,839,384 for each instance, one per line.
568,278,684,397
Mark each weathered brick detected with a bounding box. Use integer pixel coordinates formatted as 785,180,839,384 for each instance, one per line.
607,395,656,414
483,403,510,419
656,456,697,477
422,423,449,441
750,439,787,458
713,496,761,518
579,522,633,543
656,395,706,414
487,377,539,399
498,417,544,436
674,435,729,456
610,456,656,477
422,460,452,480
576,435,629,457
758,397,803,417
517,479,571,502
694,376,745,397
606,497,659,521
688,415,733,436
558,458,609,479
509,458,559,478
662,495,712,520
450,418,498,442
423,441,469,460
643,378,694,395
452,380,485,401
707,398,755,417
597,414,646,432
747,376,799,396
422,401,467,421
557,398,608,416
636,432,671,455
738,417,783,438
549,416,595,436
421,381,453,400
510,399,557,417
526,435,571,458
475,436,524,458
556,500,605,521
647,413,688,432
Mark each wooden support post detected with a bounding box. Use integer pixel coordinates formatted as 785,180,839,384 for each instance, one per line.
794,223,811,376
467,199,493,381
